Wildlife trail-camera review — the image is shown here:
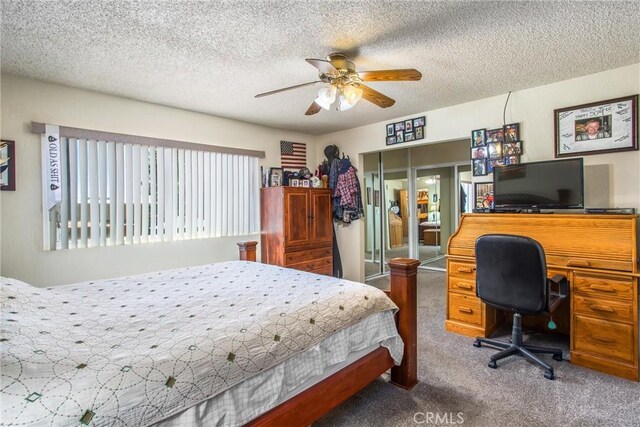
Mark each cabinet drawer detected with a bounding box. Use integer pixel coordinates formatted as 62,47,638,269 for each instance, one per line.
284,247,333,265
448,276,476,295
448,293,482,326
288,257,332,272
573,295,634,323
311,266,333,276
448,260,476,277
574,314,634,363
574,273,635,301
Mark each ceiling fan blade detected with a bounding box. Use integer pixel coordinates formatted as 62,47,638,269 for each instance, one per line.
359,84,395,108
255,81,321,98
358,69,422,82
305,102,322,116
305,58,340,76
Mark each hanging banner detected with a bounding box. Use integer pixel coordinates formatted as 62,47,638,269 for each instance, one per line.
43,124,61,210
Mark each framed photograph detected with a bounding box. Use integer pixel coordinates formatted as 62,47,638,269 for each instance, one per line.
487,142,502,160
472,159,487,176
504,155,520,165
269,167,283,187
395,122,404,132
386,123,394,136
485,127,504,143
405,120,413,132
504,123,520,142
413,116,425,127
386,136,397,145
474,182,494,209
396,131,404,143
290,178,300,187
554,95,638,157
0,140,15,191
503,141,522,156
301,179,310,188
405,132,415,141
471,128,486,147
470,146,487,160
415,127,424,140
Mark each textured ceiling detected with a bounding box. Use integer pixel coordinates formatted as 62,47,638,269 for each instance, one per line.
2,1,639,135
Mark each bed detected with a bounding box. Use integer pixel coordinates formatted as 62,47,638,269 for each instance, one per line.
1,243,418,426
419,212,441,245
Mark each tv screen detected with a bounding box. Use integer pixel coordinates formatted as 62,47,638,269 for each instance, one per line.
493,158,584,209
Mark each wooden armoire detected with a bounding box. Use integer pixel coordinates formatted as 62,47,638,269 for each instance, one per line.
260,187,333,276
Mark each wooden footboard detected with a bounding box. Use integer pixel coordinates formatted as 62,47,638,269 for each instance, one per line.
237,241,419,426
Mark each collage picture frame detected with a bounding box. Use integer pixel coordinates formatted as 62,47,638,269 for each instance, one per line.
470,123,523,176
386,116,426,146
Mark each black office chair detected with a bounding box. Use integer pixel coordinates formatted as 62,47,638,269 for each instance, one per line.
473,234,568,380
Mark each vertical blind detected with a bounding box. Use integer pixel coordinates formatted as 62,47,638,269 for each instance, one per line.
45,137,260,250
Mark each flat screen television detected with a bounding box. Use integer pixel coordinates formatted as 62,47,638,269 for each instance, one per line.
493,158,584,210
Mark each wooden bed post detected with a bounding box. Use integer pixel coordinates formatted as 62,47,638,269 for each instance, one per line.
237,241,258,262
388,257,420,390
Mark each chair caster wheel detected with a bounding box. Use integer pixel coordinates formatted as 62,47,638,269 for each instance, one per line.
473,340,482,348
553,354,563,361
488,360,497,369
544,370,555,380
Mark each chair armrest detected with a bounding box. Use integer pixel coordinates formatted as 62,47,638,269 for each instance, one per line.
547,274,568,312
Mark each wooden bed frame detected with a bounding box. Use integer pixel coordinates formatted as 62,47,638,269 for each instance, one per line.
237,241,419,426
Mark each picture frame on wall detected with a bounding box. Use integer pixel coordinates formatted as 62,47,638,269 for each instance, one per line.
396,131,404,143
413,116,425,127
504,123,520,142
386,123,394,136
405,132,415,141
485,128,504,143
386,136,397,145
0,140,15,191
503,141,522,156
415,127,424,140
470,146,487,160
474,182,494,209
405,120,413,132
554,95,638,158
472,159,487,176
471,128,486,147
269,167,283,187
487,142,502,160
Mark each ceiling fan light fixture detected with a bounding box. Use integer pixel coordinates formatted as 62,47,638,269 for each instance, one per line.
315,85,337,110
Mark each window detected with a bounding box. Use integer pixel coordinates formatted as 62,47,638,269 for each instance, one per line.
39,126,261,250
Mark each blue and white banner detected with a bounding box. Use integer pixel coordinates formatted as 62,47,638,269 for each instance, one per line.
43,124,61,210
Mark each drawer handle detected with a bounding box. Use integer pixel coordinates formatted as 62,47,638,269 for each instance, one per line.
456,266,475,274
589,304,615,313
589,284,614,293
592,335,614,344
457,283,473,290
307,264,314,269
458,306,473,314
567,259,590,267
288,256,294,261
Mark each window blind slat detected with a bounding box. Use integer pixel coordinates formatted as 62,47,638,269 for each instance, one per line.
149,146,157,241
157,147,165,241
88,140,100,247
204,152,211,237
115,142,125,245
221,154,228,236
197,151,204,237
107,141,117,245
171,148,178,240
97,141,108,246
68,138,78,248
163,147,173,241
124,144,134,244
177,149,185,239
190,150,198,238
141,146,150,243
78,139,89,248
132,144,141,244
59,137,69,250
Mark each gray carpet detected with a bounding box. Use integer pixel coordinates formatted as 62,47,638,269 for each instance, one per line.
315,270,640,426
365,246,445,277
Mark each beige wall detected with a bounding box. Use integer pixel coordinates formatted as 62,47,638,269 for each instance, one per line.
317,63,640,282
1,74,318,285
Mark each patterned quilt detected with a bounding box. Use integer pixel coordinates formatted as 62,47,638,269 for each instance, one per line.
0,261,399,426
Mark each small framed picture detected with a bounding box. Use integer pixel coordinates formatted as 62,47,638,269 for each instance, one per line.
487,142,502,160
472,159,487,176
474,182,494,209
504,123,520,142
396,131,404,143
405,120,413,132
386,123,394,136
0,140,16,191
504,155,520,165
471,128,486,147
413,116,425,127
290,178,300,187
386,136,397,145
301,179,310,188
415,127,424,140
486,159,494,174
269,167,283,187
490,159,504,169
485,128,504,143
395,122,404,132
502,141,522,156
470,146,487,160
405,132,415,141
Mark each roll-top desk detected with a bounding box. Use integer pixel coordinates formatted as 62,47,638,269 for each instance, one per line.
446,213,639,380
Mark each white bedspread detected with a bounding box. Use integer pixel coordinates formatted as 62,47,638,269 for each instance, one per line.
0,261,399,426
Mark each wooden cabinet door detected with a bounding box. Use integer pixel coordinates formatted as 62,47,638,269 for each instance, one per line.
310,190,333,244
284,189,311,247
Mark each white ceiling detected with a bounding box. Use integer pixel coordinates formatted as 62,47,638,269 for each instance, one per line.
2,1,639,135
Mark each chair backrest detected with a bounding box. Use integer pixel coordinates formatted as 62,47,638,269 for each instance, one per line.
475,234,548,314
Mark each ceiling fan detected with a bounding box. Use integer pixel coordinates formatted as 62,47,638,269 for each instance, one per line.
255,53,422,115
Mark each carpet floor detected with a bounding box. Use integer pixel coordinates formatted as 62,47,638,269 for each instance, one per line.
315,270,640,426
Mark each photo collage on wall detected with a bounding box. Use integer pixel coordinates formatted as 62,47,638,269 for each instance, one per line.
470,123,523,176
385,116,426,146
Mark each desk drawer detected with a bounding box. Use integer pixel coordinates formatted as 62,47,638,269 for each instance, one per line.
448,276,476,295
284,247,333,265
574,314,634,363
573,295,634,323
573,273,635,301
448,293,482,326
448,260,476,277
288,257,332,273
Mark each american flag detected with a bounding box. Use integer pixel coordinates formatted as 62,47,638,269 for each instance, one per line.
280,141,307,170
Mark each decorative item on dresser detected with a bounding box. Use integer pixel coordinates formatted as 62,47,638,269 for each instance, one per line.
446,213,639,381
261,186,334,276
